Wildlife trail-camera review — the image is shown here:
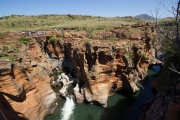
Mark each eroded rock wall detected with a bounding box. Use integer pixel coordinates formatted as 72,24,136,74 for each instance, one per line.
0,23,161,120
0,37,58,120
43,23,161,107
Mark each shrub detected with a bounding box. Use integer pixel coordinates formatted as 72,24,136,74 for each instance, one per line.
49,36,58,42
84,39,90,45
0,33,6,39
4,56,15,63
41,65,46,69
89,34,94,39
0,51,8,57
0,44,19,64
138,52,145,57
17,37,31,45
0,51,15,64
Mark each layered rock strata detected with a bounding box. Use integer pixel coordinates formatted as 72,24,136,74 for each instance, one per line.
0,37,58,120
43,23,161,107
0,23,161,120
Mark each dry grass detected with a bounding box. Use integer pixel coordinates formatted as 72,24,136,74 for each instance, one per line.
0,14,143,32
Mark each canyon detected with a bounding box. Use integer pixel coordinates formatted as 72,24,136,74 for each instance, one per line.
0,23,162,120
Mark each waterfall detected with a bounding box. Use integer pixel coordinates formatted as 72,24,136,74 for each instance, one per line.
61,96,75,120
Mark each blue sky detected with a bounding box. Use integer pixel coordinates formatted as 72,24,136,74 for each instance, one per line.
0,0,178,18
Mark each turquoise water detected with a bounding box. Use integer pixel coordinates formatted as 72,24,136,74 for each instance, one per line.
44,69,156,120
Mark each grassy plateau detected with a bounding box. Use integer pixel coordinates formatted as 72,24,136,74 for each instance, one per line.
0,14,142,32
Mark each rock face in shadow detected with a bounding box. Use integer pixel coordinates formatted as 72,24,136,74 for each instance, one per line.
139,80,180,120
0,89,23,120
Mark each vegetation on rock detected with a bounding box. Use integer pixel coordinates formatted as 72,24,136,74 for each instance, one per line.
0,44,19,63
17,37,31,45
49,35,58,42
0,32,6,38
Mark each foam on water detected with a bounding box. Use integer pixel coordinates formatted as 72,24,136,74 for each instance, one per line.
61,96,75,120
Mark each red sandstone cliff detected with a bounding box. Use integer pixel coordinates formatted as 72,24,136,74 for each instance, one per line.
43,23,161,107
0,38,58,120
0,23,161,119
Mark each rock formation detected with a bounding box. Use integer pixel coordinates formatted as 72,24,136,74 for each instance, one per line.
57,73,75,97
139,80,180,120
43,23,161,107
0,37,58,120
0,23,161,119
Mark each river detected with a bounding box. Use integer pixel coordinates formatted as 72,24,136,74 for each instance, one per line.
44,69,157,120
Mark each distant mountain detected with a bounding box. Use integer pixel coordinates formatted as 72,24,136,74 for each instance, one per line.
134,14,154,20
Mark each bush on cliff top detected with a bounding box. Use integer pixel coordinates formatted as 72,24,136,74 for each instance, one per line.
0,44,18,63
49,36,58,42
0,32,6,38
17,37,31,45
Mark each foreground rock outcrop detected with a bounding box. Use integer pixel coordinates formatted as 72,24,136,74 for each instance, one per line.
0,36,58,120
0,58,57,120
139,80,180,120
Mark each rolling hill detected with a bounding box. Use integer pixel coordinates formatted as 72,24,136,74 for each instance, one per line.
134,14,154,20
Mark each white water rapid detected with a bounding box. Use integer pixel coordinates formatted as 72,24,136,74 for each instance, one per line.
61,96,75,120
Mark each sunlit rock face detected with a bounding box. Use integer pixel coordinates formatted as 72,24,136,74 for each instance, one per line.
44,23,161,107
0,58,57,120
0,36,58,120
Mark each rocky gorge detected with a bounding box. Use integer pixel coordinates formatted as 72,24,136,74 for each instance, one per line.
0,23,162,120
